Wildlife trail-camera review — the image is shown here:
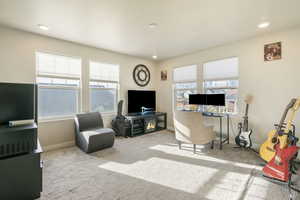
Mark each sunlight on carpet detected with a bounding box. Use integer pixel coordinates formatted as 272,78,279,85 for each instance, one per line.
98,157,218,194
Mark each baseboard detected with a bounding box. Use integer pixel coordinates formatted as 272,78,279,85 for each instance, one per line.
43,140,75,152
167,126,175,132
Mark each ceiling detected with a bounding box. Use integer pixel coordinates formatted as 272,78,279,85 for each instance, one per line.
0,0,299,61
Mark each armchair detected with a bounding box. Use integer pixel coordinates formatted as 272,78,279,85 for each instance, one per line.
174,110,215,153
74,112,115,153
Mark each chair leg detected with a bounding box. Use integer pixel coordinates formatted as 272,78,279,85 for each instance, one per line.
178,140,182,150
193,144,196,154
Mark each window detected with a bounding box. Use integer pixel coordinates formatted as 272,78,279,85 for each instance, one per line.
89,61,119,113
173,65,198,111
203,57,239,114
36,52,81,118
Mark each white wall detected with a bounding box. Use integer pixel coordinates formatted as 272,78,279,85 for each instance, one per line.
156,26,300,145
0,26,157,151
2,25,300,150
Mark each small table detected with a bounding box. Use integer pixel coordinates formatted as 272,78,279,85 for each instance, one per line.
202,112,230,150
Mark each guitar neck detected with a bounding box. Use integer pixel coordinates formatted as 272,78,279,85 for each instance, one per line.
276,110,288,135
243,104,249,131
245,104,249,117
276,98,298,136
284,99,300,134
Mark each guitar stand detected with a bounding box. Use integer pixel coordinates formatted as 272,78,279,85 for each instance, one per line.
263,160,300,200
263,175,300,200
233,146,259,154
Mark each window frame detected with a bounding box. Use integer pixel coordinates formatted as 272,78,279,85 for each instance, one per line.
172,65,198,111
89,61,120,115
203,57,239,115
36,52,82,120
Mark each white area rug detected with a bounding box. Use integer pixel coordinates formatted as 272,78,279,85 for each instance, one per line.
40,131,299,200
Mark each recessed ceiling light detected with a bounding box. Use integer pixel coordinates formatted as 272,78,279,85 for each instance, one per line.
258,22,270,29
149,23,158,28
152,55,157,59
38,24,49,31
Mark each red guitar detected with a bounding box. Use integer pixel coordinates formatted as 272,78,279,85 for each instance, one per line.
263,144,299,182
263,98,300,182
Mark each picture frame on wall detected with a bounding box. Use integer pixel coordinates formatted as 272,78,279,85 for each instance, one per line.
264,42,282,61
161,70,167,81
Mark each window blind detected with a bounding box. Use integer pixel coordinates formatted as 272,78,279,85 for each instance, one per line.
203,57,238,80
173,65,197,82
90,61,119,82
36,52,81,78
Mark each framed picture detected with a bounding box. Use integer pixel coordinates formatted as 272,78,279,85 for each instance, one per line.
264,42,282,61
161,70,167,81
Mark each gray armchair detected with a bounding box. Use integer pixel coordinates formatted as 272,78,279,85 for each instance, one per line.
74,112,115,153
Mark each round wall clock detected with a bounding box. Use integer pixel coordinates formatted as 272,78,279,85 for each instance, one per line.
133,64,151,87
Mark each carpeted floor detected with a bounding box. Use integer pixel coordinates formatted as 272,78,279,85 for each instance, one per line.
40,131,299,200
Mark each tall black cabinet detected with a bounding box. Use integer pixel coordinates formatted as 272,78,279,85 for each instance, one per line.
0,139,42,199
0,83,42,200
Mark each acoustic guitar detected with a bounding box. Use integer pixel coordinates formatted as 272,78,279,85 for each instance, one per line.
235,95,253,148
259,98,300,162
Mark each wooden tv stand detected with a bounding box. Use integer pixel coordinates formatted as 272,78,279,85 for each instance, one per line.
125,112,167,137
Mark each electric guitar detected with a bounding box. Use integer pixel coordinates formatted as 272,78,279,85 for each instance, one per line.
263,144,299,182
260,98,300,162
235,95,253,148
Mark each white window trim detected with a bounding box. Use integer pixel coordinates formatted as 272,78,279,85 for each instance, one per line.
89,61,120,114
203,79,239,115
89,80,120,115
37,73,81,80
202,57,239,115
204,77,239,81
89,81,119,114
38,114,77,123
172,64,198,111
37,84,82,121
36,51,82,120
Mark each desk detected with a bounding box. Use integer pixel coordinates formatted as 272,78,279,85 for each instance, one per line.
202,112,230,150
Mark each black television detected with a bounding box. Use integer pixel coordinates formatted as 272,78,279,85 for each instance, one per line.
0,82,35,125
128,90,156,113
189,94,225,106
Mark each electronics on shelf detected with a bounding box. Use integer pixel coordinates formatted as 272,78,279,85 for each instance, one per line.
0,82,38,158
125,112,167,137
128,90,156,114
113,93,166,137
0,82,42,199
9,119,35,127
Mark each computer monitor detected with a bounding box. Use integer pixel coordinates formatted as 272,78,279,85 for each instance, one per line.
188,94,225,106
189,94,206,105
206,94,225,106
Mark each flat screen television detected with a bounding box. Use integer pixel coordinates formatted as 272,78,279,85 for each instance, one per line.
0,82,35,125
189,94,225,106
128,90,156,113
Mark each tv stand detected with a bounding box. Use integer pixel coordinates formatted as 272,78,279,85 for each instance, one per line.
125,112,167,137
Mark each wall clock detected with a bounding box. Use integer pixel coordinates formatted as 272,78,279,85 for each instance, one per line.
133,64,150,87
